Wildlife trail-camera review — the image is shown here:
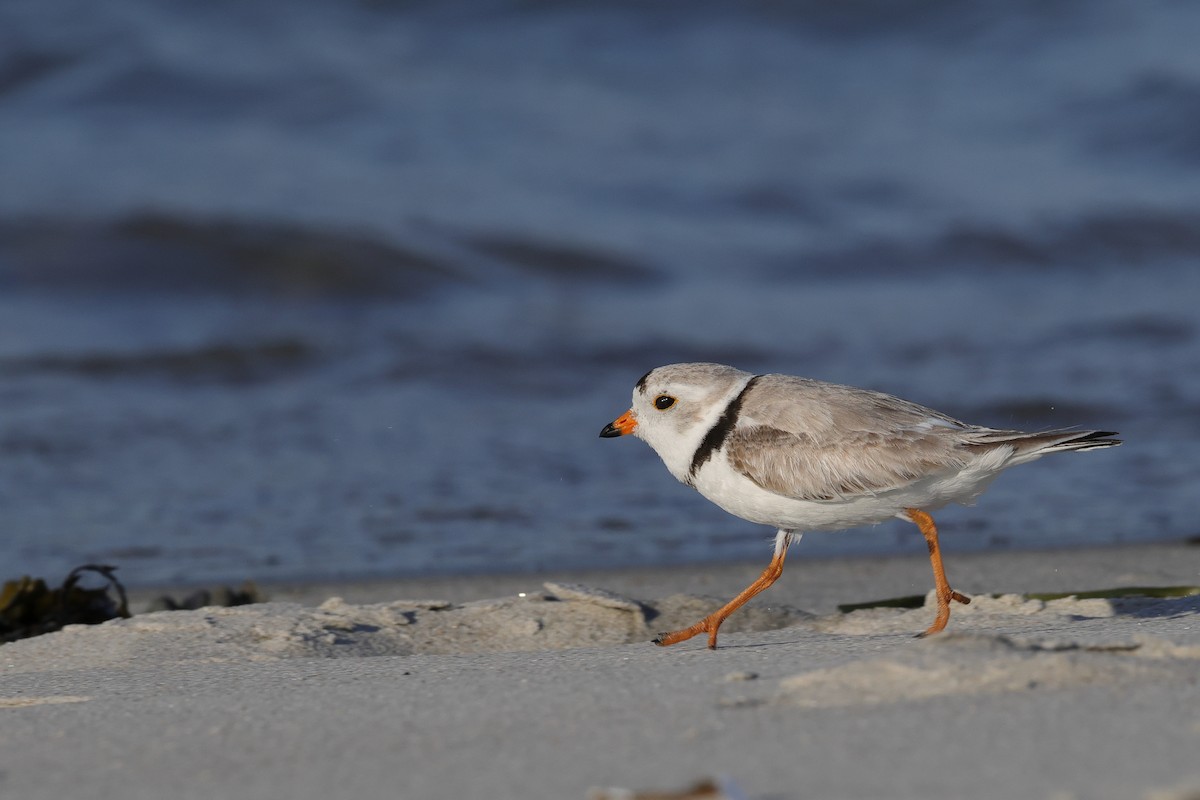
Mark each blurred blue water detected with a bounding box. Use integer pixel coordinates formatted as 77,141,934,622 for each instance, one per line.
1,0,1198,585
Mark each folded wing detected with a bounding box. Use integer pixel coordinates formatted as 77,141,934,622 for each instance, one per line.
724,424,969,501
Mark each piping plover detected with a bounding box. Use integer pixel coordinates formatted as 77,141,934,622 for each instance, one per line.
600,363,1121,648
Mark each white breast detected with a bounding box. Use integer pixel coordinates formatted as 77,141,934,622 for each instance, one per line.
689,444,1013,532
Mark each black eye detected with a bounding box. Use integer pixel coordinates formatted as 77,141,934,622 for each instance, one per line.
654,395,676,410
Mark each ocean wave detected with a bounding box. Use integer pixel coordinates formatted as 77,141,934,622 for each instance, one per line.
783,209,1200,277
1,339,316,384
0,214,465,297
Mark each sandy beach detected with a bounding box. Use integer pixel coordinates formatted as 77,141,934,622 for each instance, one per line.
6,3,1200,798
1,543,1197,800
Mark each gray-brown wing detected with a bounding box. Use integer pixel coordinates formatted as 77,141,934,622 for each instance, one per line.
740,374,968,445
724,424,969,502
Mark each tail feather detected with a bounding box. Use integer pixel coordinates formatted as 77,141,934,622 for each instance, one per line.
967,428,1122,458
1041,429,1122,452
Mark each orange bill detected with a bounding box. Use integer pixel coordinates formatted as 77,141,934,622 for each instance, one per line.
599,409,637,438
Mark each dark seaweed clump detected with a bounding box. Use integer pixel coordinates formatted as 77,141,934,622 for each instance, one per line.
1,565,265,644
0,564,130,644
145,582,261,612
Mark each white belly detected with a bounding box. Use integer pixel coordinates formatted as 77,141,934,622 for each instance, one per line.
689,448,1009,532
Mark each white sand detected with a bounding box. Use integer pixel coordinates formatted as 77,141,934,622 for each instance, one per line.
2,543,1198,800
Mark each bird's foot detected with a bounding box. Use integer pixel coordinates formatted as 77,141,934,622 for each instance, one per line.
653,616,722,649
915,587,972,638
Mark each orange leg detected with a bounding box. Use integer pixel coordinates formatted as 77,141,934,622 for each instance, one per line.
905,508,970,637
654,532,795,649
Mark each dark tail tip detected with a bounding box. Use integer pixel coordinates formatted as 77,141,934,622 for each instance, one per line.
1060,430,1122,450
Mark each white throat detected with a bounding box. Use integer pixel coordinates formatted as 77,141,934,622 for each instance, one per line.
641,374,756,485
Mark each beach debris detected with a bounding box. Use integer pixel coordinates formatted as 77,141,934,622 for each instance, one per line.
837,594,926,613
1023,585,1200,601
0,696,91,708
819,588,1200,636
0,564,130,644
1143,783,1200,800
145,581,263,612
543,582,645,612
588,775,747,800
837,585,1200,613
778,632,1200,708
